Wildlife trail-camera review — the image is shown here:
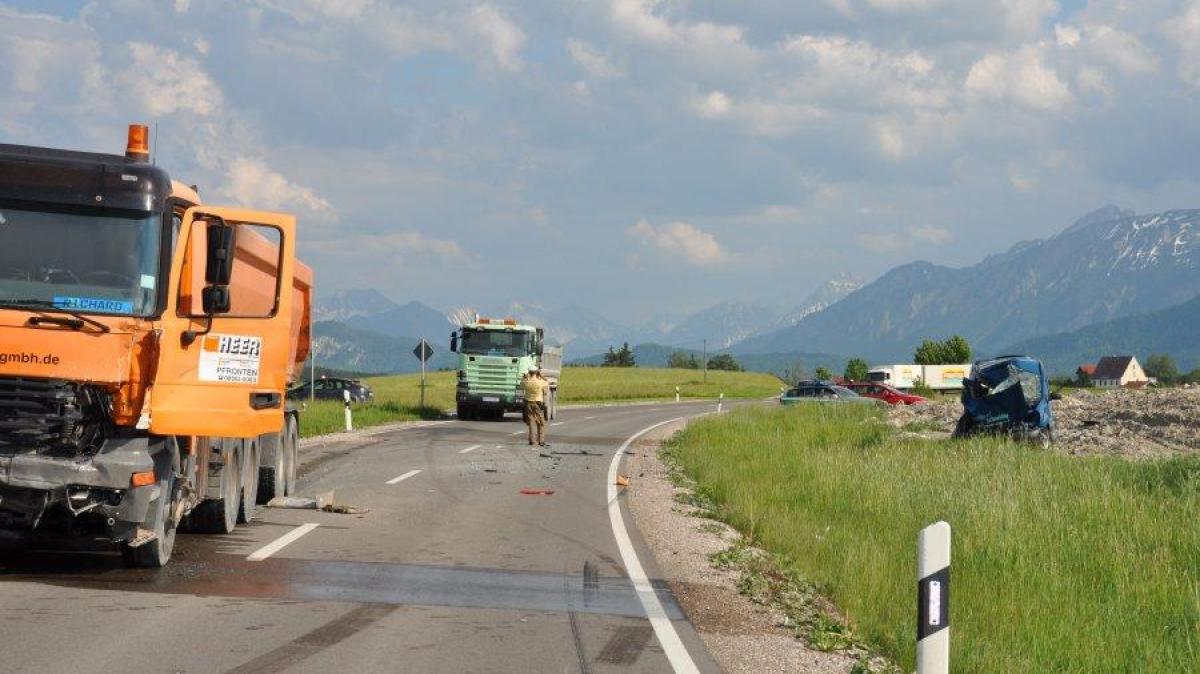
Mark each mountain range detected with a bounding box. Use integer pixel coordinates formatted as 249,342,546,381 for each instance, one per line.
310,206,1200,377
735,206,1200,361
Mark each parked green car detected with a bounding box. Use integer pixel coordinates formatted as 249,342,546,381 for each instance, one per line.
780,381,881,406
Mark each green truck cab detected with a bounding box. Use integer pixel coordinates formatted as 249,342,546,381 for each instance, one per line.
449,318,562,421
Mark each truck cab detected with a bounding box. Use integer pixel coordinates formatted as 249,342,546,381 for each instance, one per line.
450,318,560,420
0,125,312,567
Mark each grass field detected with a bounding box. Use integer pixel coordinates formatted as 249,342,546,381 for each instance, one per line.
665,404,1200,673
297,367,782,437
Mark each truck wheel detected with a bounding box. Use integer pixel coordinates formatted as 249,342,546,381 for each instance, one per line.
186,443,242,534
121,477,178,568
239,440,260,524
258,429,285,504
457,404,472,421
283,414,299,496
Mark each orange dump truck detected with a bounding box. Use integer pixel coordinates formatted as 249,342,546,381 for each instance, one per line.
0,125,312,566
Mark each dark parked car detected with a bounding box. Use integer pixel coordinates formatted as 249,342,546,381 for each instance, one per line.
289,377,374,403
781,380,879,406
844,382,929,405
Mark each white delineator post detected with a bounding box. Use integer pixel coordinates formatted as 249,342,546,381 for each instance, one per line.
717,392,724,413
675,386,680,403
343,389,353,432
917,521,951,674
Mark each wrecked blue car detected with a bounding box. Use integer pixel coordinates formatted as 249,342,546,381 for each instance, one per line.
954,355,1057,447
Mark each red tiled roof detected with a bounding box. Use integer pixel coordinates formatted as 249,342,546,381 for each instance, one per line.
1076,364,1096,376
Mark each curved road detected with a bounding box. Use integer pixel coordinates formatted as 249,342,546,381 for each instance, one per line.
0,402,725,674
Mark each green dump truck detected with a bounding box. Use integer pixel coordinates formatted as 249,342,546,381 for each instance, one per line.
449,317,561,421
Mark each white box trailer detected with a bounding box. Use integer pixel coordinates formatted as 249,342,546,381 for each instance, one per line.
867,364,971,391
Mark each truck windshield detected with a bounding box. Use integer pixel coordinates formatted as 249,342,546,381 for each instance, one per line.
0,203,161,317
460,329,532,357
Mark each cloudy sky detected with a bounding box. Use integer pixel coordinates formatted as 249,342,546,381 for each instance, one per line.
2,0,1198,319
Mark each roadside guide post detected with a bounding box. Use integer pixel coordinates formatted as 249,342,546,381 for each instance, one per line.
343,389,353,432
412,339,435,410
675,386,680,403
917,521,951,674
717,392,724,413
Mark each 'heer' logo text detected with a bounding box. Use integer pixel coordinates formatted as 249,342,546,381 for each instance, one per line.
218,336,261,357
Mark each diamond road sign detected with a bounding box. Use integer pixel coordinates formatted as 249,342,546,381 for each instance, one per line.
413,340,434,363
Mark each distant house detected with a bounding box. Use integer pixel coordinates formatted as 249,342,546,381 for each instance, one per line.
1076,364,1096,383
1091,356,1148,388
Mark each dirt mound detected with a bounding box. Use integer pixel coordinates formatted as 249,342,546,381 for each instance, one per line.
888,387,1200,460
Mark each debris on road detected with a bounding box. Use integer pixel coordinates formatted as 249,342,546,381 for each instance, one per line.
322,504,370,515
266,496,318,509
889,387,1200,459
615,475,631,487
519,488,555,496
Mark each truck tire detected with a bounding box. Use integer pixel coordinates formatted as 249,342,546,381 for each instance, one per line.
457,404,472,421
258,416,298,503
121,476,178,568
239,440,260,524
186,442,242,535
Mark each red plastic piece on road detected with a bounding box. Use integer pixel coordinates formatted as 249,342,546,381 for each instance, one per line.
519,488,555,496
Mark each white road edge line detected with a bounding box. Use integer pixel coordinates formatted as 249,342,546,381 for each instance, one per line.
583,416,595,420
386,469,422,485
607,416,700,674
459,444,482,454
510,431,524,436
247,523,320,562
551,422,565,427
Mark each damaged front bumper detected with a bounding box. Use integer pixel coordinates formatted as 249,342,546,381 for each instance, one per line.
0,434,158,542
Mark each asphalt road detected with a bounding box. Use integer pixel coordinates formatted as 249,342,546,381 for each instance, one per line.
0,401,728,674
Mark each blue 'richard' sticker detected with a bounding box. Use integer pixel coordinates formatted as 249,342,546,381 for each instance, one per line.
53,296,134,314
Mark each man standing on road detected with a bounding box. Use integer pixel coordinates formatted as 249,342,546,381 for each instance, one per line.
521,368,550,447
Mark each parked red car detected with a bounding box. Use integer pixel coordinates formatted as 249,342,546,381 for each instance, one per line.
845,382,928,405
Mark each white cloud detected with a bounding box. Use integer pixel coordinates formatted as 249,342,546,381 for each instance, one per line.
629,220,728,266
867,0,941,10
609,0,757,68
780,35,950,111
347,231,467,260
692,90,732,118
908,225,952,244
1055,23,1081,48
965,45,1072,112
468,4,526,72
855,231,905,253
999,0,1059,40
220,157,336,222
567,38,623,78
876,119,906,160
1165,1,1200,85
126,43,223,117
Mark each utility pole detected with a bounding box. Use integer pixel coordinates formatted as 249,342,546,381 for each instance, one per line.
703,338,708,384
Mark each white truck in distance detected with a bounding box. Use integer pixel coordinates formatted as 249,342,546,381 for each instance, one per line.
868,364,971,391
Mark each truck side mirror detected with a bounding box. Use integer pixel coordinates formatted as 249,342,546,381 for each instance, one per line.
205,219,237,286
202,285,231,314
202,218,236,315
450,332,458,353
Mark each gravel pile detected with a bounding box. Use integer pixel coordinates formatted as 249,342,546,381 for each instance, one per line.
888,387,1200,460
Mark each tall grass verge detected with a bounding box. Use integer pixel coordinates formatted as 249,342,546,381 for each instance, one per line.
665,404,1200,673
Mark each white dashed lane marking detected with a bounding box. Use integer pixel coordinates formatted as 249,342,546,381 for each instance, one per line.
247,523,320,562
386,469,422,485
458,444,482,454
